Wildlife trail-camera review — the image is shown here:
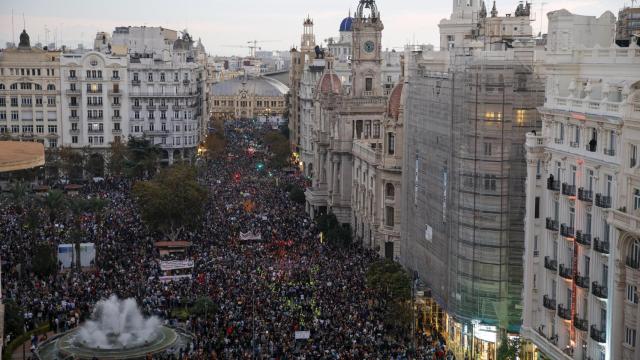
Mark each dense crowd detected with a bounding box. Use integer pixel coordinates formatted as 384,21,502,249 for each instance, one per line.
1,120,452,359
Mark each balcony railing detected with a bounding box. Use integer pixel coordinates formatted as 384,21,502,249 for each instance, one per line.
569,141,580,148
557,304,572,320
590,326,606,343
559,264,573,280
626,256,640,270
547,177,561,191
562,183,576,196
132,105,142,111
578,188,593,203
586,143,597,152
543,295,557,310
65,89,80,95
593,238,610,254
574,316,588,332
108,90,120,96
132,79,141,86
575,274,590,289
147,105,157,110
112,103,121,108
576,231,591,247
68,116,79,121
592,282,608,299
595,194,612,208
560,224,575,238
604,148,616,156
159,105,169,111
544,256,558,272
546,218,559,231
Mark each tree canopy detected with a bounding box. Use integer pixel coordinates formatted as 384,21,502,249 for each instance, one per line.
133,164,208,240
263,131,290,168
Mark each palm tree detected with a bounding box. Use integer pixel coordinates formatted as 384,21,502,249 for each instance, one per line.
66,196,107,271
9,181,30,213
44,189,66,224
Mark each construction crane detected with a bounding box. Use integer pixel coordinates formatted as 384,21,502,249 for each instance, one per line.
222,40,280,58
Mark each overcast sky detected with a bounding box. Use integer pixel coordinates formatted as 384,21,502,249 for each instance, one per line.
0,0,630,56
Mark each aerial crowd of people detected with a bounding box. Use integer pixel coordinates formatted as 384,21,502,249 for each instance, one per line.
1,120,453,359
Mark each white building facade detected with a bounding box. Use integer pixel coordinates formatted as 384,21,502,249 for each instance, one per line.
521,9,640,360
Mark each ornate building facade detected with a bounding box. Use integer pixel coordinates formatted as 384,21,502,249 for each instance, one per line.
521,9,640,360
0,29,62,149
303,0,404,259
210,75,287,122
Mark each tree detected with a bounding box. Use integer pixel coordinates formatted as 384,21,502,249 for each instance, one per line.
59,146,85,181
497,334,521,360
85,154,105,178
4,300,24,338
366,259,412,336
191,297,217,319
43,189,66,223
126,137,160,179
66,196,107,270
203,132,227,160
263,131,290,168
289,186,306,204
133,164,208,241
315,213,352,249
33,243,57,277
107,140,128,177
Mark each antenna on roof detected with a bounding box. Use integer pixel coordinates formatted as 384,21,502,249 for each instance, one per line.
11,9,15,45
22,12,25,30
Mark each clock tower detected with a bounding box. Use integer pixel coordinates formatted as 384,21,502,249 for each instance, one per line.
351,0,384,97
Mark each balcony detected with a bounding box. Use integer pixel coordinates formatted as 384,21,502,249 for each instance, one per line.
569,141,580,148
67,76,78,81
68,116,79,121
547,177,560,191
87,129,104,134
576,231,591,247
604,148,616,156
111,102,121,108
87,102,103,108
559,264,573,280
554,138,563,144
592,282,608,299
578,188,593,203
147,105,157,111
68,103,79,108
543,295,557,311
562,183,576,196
108,90,120,96
593,238,610,255
560,224,575,238
159,105,169,111
132,105,142,111
111,76,120,81
112,129,122,135
595,194,612,209
626,256,640,270
65,89,80,95
557,304,572,320
69,129,80,135
544,256,558,272
546,218,559,231
183,79,190,86
590,326,606,343
575,274,590,289
132,79,141,86
574,316,588,332
143,130,169,136
112,116,121,121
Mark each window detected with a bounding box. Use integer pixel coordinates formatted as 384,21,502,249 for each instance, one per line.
47,97,56,106
386,183,395,199
160,73,165,82
535,197,540,218
11,111,18,120
627,284,638,304
148,111,155,120
11,97,18,106
484,175,497,191
71,123,78,131
385,206,395,227
161,111,167,120
47,125,57,133
36,125,44,133
484,142,492,156
634,189,640,211
47,84,55,91
114,123,120,131
48,139,57,148
387,133,395,155
365,77,373,92
0,97,5,107
134,111,140,120
72,136,78,144
149,123,154,131
0,112,5,120
373,122,380,138
626,327,637,347
112,70,119,79
133,73,139,81
69,70,76,78
148,73,153,82
631,144,638,168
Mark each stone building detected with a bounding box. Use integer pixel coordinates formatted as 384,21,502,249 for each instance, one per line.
521,9,640,360
0,29,62,149
400,1,544,358
210,75,287,122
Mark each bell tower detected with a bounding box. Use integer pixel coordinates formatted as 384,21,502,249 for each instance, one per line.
351,0,384,97
301,16,316,55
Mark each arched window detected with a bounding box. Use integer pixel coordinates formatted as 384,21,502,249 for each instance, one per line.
386,183,395,199
0,84,4,90
47,84,56,91
34,84,42,90
631,240,640,266
9,83,18,90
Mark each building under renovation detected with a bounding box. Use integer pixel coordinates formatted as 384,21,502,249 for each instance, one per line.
400,1,545,358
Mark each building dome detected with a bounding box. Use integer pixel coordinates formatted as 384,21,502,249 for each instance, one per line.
318,73,342,95
387,82,404,120
339,17,354,32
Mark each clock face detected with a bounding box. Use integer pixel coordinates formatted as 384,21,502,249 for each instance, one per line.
364,41,375,53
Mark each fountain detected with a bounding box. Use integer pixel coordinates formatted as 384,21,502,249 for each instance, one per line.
35,296,193,360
